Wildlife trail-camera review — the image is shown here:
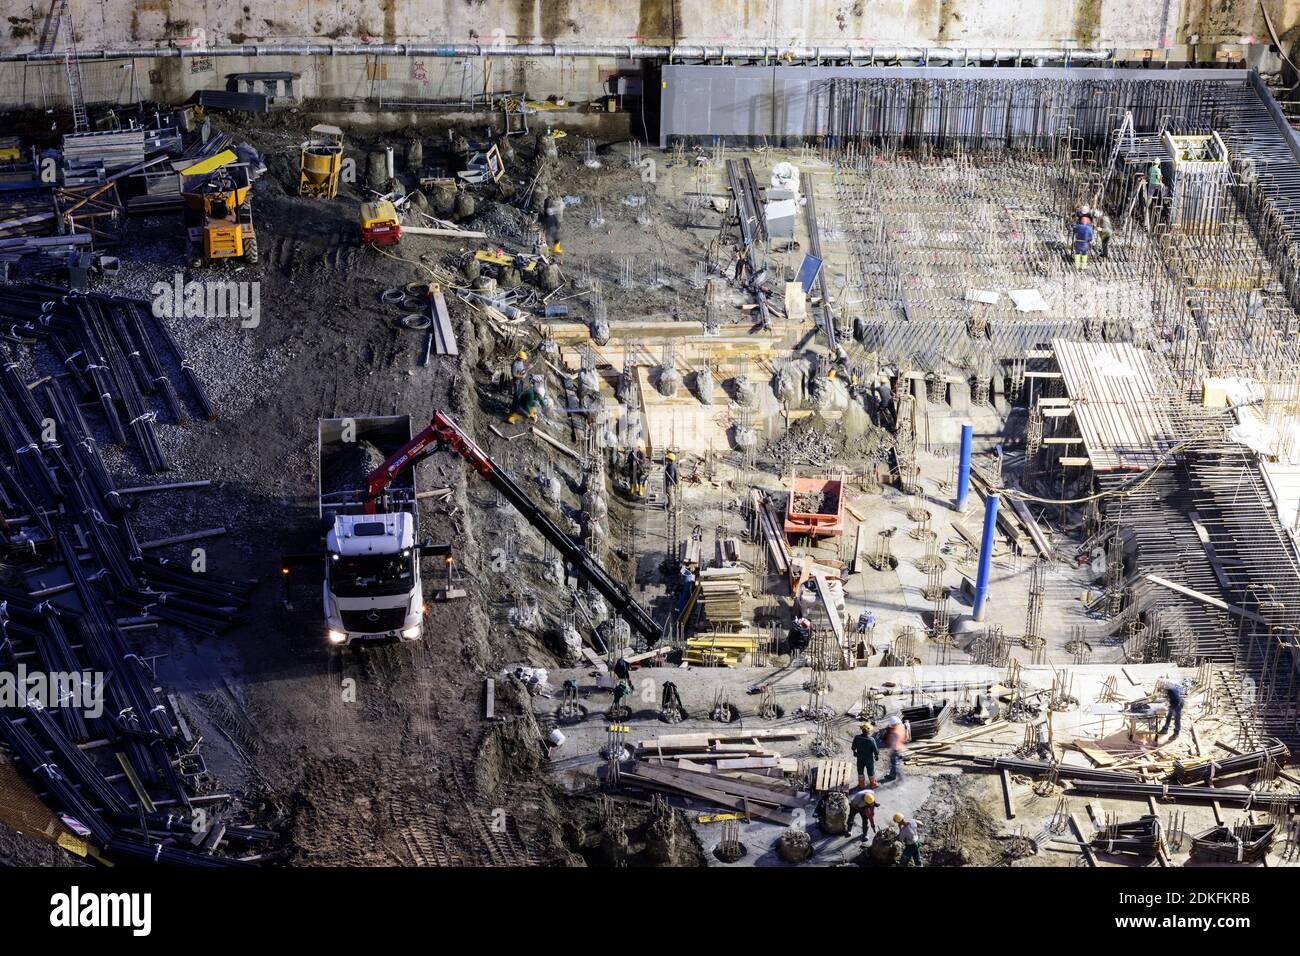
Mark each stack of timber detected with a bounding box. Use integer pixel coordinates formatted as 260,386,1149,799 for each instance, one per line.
684,632,760,666
748,488,791,578
624,729,807,823
697,566,748,625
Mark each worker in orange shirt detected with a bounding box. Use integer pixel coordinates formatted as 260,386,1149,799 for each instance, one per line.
881,716,909,783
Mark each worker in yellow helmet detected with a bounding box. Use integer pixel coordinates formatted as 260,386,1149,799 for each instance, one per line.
848,787,878,842
852,721,879,788
511,350,529,400
895,814,923,866
663,451,679,509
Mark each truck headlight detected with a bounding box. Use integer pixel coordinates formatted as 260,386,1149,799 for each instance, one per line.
401,625,421,639
327,629,347,644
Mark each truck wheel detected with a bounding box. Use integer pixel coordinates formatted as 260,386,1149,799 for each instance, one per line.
245,236,259,264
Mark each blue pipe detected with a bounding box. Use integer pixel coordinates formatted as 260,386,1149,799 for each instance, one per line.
973,493,999,622
956,423,973,510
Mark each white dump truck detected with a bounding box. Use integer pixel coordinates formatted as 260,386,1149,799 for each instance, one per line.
318,415,425,646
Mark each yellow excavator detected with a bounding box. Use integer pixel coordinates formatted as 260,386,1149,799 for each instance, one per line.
179,151,258,266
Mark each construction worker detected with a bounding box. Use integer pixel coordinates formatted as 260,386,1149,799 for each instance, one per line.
855,608,876,635
1094,206,1114,259
1146,160,1165,200
664,452,680,508
676,562,696,615
511,350,529,399
732,246,749,285
1157,678,1186,740
852,722,880,788
1072,214,1095,271
873,377,896,430
611,678,633,711
613,656,632,683
626,445,646,497
828,344,850,380
848,788,878,842
895,814,923,866
507,385,541,424
788,616,812,654
881,715,909,783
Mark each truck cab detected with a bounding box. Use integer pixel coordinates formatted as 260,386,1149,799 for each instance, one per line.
324,511,422,644
319,416,425,646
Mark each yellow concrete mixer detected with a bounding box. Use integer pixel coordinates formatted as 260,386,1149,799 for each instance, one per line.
299,124,344,199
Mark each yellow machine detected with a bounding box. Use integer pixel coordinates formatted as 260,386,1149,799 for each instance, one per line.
474,249,539,273
299,124,344,199
180,161,257,266
360,199,402,246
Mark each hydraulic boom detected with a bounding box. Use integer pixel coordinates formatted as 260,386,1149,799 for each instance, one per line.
366,410,661,644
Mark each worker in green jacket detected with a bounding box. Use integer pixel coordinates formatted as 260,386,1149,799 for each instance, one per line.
852,721,880,788
507,386,541,424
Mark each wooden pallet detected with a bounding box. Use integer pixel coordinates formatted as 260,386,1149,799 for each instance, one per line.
809,758,854,793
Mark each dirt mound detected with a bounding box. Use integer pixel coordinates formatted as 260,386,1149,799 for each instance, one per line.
918,774,1038,866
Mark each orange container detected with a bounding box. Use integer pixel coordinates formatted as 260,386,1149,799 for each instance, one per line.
784,471,846,539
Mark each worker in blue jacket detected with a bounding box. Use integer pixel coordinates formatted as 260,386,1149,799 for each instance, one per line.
1158,678,1186,739
1072,215,1095,271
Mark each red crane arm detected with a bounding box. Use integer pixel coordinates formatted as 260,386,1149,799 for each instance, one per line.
364,410,493,512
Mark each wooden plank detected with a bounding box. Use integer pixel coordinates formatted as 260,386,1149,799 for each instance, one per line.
851,521,869,574
1069,813,1098,867
620,769,795,825
430,286,458,355
635,764,804,807
809,565,846,648
529,425,581,460
1074,741,1117,768
484,678,495,719
1144,573,1269,625
637,728,807,749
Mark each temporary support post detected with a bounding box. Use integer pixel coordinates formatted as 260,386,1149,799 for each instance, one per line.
973,493,999,622
956,422,973,510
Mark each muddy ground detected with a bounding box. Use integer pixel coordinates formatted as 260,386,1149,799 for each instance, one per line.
0,103,716,866
0,104,1024,868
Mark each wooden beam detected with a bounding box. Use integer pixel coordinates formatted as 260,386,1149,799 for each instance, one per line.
1000,768,1016,820
1144,573,1269,625
1069,813,1098,867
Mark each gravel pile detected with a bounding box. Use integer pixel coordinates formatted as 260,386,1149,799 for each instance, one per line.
467,201,535,244
764,418,891,466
